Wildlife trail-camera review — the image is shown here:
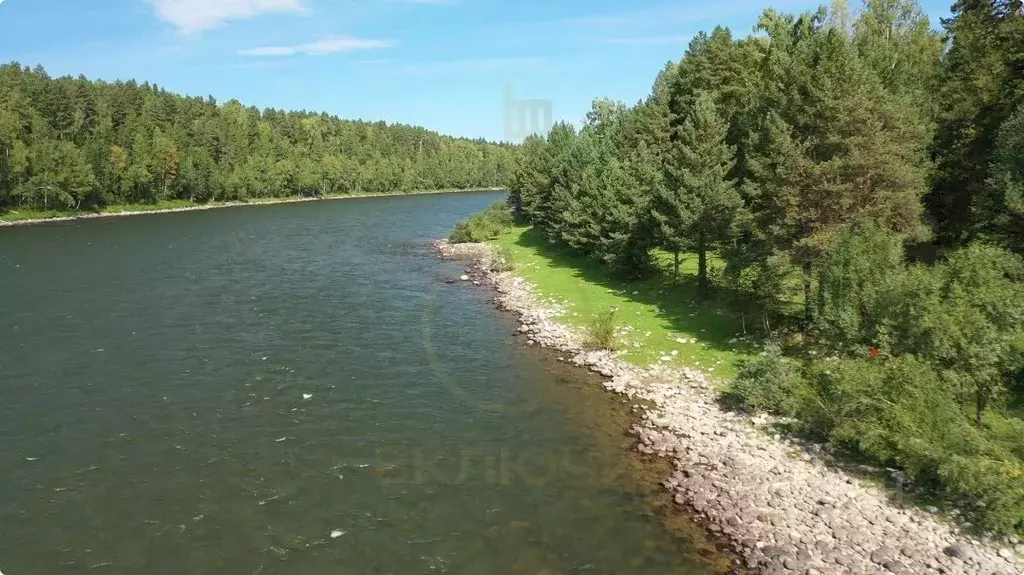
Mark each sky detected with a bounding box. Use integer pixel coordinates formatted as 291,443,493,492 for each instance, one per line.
0,0,954,142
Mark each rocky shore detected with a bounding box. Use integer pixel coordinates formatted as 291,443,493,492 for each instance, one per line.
433,239,1024,575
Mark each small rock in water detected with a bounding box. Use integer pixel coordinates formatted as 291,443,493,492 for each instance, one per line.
275,437,287,442
303,393,313,400
330,529,346,539
460,275,470,281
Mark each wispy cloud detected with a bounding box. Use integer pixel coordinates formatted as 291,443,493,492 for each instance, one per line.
146,0,308,34
600,35,693,46
240,36,396,56
380,0,457,4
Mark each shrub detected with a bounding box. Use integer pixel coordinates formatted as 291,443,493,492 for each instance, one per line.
448,220,476,243
730,343,813,418
490,246,515,273
881,244,1024,423
737,351,1024,534
447,202,514,243
939,456,1024,535
585,307,618,351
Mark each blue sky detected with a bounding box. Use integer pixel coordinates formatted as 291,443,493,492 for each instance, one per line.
0,0,953,142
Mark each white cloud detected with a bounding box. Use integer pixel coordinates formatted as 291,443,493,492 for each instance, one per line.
239,36,396,56
146,0,308,34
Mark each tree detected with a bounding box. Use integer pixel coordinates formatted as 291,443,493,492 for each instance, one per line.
851,0,942,99
655,92,742,292
743,9,930,321
14,139,97,210
0,63,517,215
929,0,1024,246
990,102,1024,251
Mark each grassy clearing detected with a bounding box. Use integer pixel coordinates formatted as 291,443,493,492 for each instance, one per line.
494,226,759,379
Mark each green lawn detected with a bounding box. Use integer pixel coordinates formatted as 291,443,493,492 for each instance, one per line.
494,226,760,380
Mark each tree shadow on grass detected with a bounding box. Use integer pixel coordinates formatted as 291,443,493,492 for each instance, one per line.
513,228,771,362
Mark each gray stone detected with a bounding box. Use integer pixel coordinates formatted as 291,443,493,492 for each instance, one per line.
871,546,896,564
783,556,803,571
944,542,971,560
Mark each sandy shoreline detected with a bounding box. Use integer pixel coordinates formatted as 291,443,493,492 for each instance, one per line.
0,188,503,228
434,239,1024,575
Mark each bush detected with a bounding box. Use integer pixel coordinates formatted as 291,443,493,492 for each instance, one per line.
447,202,514,243
735,349,1024,534
939,456,1024,535
490,246,515,272
730,343,813,418
815,223,906,351
585,307,618,351
880,244,1024,423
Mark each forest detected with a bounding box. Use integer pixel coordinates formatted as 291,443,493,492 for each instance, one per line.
0,63,516,215
505,0,1024,534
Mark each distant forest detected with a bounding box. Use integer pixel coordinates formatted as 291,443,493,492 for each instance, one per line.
0,63,517,213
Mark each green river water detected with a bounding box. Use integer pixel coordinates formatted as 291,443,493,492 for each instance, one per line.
0,191,733,574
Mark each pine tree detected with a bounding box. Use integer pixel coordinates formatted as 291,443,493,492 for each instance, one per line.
744,9,929,321
657,92,742,294
991,102,1024,251
929,0,1024,245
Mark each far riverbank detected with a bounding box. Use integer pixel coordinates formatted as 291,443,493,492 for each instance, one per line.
0,187,504,227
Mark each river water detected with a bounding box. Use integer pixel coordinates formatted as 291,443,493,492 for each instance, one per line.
0,191,731,574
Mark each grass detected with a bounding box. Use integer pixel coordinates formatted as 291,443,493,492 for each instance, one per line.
0,187,501,224
493,226,760,379
585,307,620,351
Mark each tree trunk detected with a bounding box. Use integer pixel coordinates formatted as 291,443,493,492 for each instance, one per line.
803,261,813,324
816,268,827,319
697,233,708,298
976,386,989,427
673,251,680,284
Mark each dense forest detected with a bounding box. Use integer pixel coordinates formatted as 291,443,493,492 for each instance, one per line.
506,0,1024,534
0,64,516,214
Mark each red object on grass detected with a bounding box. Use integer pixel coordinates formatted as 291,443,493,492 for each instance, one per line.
869,347,879,358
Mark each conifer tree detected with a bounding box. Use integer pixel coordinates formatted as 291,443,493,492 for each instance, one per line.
744,9,929,321
930,0,1024,245
656,92,742,294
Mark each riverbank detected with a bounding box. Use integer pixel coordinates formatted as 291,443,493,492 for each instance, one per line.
434,238,1024,575
0,188,503,227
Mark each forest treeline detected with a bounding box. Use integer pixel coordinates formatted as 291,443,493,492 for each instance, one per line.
0,64,516,213
506,0,1024,534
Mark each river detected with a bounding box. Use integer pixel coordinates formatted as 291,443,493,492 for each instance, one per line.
0,191,731,574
